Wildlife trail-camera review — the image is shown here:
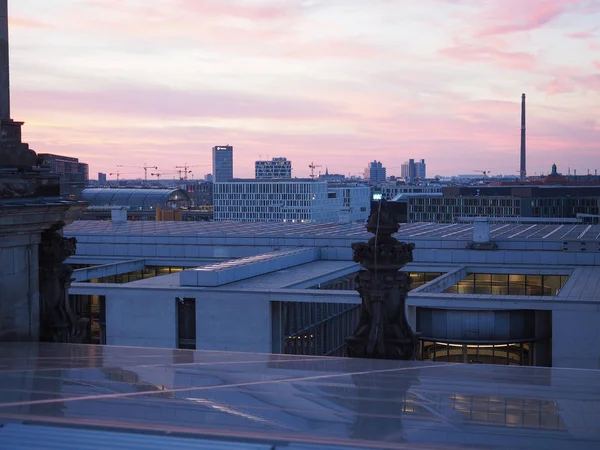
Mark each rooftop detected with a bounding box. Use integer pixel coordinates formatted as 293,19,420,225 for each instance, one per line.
0,343,598,449
65,220,600,242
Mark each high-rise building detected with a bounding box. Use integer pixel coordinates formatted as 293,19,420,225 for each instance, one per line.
364,160,386,184
212,145,233,182
98,172,107,184
415,159,426,179
255,157,292,179
401,159,414,180
401,159,426,181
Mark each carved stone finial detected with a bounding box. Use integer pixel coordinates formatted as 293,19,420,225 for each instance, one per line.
346,199,418,360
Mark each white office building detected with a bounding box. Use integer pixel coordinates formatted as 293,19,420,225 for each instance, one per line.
255,157,292,179
213,179,370,223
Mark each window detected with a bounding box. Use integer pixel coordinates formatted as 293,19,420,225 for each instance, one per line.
177,297,196,349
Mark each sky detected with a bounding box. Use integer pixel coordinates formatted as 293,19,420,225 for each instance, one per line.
8,0,600,180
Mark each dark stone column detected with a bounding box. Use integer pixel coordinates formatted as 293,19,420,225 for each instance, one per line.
346,199,418,360
38,226,86,343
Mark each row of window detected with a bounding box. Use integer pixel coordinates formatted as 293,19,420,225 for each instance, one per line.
81,266,186,284
281,302,360,357
445,273,569,296
412,198,518,207
215,184,320,194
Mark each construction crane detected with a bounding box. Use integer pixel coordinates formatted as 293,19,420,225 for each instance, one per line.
109,171,134,182
474,170,491,179
117,164,158,182
174,164,211,181
309,162,322,180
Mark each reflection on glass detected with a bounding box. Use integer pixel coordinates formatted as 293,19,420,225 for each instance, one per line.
421,341,534,366
445,273,568,296
448,393,566,431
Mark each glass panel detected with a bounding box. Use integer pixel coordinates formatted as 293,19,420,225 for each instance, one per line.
526,275,543,296
474,274,492,294
508,275,526,295
491,274,508,295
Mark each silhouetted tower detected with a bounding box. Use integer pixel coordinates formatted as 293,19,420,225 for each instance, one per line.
0,0,10,119
520,93,526,182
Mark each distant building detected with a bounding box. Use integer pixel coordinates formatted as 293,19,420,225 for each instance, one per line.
319,168,345,182
38,153,89,199
401,159,426,181
379,182,442,200
255,157,292,179
409,185,600,223
204,174,213,183
185,181,213,207
213,179,369,223
212,145,233,182
98,172,107,185
415,159,426,179
364,160,386,184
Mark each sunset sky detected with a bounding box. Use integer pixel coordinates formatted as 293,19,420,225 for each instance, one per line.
8,0,600,180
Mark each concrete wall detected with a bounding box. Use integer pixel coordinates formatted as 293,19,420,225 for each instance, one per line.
552,308,600,369
0,234,39,341
195,291,271,353
105,290,177,348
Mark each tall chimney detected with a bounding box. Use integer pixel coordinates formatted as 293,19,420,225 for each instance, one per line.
519,93,526,182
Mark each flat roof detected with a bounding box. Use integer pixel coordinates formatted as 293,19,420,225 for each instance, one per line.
65,220,600,242
0,343,598,449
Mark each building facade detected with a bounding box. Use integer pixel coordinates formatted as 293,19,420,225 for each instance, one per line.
212,145,233,182
255,157,292,179
213,179,369,223
364,160,386,184
408,185,600,223
63,219,600,371
39,153,89,199
98,172,107,185
379,183,442,200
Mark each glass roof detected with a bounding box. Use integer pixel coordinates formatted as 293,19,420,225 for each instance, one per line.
0,343,598,449
81,188,190,210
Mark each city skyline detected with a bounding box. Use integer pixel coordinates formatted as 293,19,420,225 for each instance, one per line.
8,0,600,179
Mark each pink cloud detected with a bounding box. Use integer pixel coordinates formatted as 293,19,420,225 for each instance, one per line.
439,44,536,70
8,16,52,28
12,86,345,121
595,61,600,69
538,65,600,94
566,25,600,39
474,0,582,37
176,0,303,21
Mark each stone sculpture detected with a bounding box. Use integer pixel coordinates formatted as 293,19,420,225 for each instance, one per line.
38,226,85,343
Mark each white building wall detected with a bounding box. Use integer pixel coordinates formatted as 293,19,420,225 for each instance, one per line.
255,158,292,179
214,180,349,223
195,291,271,352
328,185,370,223
106,290,177,348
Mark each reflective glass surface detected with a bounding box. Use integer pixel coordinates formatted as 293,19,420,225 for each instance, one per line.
0,343,598,449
